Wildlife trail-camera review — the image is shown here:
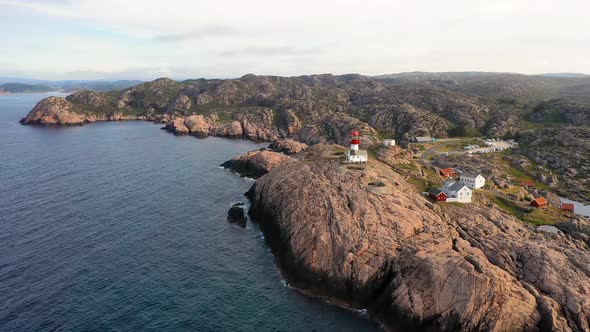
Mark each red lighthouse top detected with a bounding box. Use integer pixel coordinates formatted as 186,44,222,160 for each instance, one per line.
350,130,361,145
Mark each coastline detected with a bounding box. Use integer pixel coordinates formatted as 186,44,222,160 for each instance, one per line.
246,195,407,332
17,99,590,331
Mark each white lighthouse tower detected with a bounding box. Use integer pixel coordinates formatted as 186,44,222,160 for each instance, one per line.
346,130,368,163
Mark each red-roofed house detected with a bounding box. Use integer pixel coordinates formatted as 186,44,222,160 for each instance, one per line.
530,197,548,208
521,180,535,188
428,188,447,202
561,203,575,212
439,168,455,178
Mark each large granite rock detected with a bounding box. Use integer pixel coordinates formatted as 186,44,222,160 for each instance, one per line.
184,115,212,137
221,150,289,178
268,139,308,155
247,144,590,331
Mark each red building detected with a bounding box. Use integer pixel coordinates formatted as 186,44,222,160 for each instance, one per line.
561,203,575,212
521,180,535,188
530,197,548,208
439,168,455,178
429,188,447,202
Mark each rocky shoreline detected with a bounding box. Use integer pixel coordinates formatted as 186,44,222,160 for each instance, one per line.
239,144,589,331
18,75,590,331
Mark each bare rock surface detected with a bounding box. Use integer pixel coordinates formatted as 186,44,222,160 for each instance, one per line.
268,139,308,155
221,150,289,178
20,96,86,126
247,144,590,331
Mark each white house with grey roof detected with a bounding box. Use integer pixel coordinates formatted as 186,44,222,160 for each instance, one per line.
460,172,485,189
442,179,472,203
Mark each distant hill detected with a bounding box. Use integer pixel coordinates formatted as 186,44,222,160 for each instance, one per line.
374,71,590,103
0,79,143,93
59,80,143,92
537,73,589,78
0,83,55,93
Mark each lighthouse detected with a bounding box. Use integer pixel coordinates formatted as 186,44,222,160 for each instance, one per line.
350,130,360,151
346,130,368,163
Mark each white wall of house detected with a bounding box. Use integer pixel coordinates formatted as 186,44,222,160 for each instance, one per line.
454,186,472,203
383,139,396,147
347,153,367,163
460,174,485,189
443,184,472,203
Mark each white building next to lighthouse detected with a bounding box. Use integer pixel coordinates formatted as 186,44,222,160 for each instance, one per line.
347,130,368,163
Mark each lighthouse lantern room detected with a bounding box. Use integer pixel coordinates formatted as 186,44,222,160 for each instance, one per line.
346,130,368,163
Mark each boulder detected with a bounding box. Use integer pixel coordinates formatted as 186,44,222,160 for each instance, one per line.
184,115,211,137
165,117,189,135
227,205,247,227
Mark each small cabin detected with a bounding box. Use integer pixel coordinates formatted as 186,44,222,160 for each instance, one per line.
530,197,548,208
382,139,396,147
521,180,535,188
561,203,575,212
429,188,447,202
439,168,455,178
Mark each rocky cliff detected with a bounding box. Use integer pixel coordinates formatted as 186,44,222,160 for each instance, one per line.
20,74,508,144
247,144,590,331
516,127,590,203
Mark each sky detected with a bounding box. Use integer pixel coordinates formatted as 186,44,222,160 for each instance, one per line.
0,0,589,80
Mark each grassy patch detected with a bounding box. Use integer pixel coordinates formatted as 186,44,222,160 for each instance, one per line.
492,196,527,219
490,195,563,225
407,177,430,193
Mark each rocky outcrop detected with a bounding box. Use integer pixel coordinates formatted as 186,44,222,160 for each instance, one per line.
368,103,450,139
165,118,189,135
529,99,590,125
21,74,510,144
184,115,212,137
486,108,521,138
227,204,247,227
268,139,308,155
20,97,86,126
247,144,590,331
66,90,108,107
516,127,590,203
167,94,192,114
221,150,289,178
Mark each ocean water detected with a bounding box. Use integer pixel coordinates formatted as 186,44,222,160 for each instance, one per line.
559,196,590,217
0,94,379,331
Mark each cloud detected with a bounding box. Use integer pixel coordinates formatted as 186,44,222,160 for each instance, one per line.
2,0,590,79
220,46,322,57
0,0,73,16
153,25,240,42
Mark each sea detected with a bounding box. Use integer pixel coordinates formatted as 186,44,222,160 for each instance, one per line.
0,93,380,331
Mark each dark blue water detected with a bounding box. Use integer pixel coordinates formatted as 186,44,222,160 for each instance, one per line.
0,94,379,331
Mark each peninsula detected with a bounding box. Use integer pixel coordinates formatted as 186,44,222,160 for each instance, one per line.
20,72,590,330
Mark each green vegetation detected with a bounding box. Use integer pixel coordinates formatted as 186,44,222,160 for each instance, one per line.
448,125,483,137
490,195,564,226
407,177,430,193
0,83,54,93
491,196,526,218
